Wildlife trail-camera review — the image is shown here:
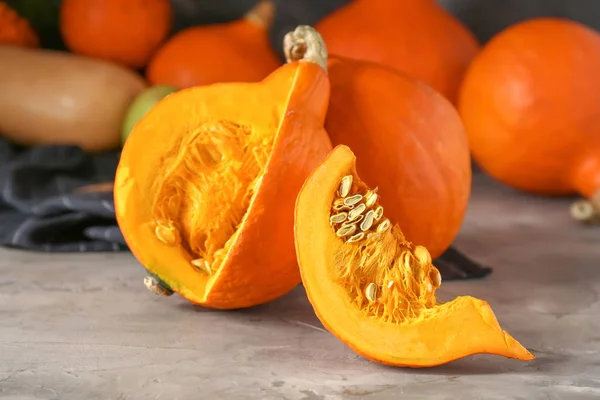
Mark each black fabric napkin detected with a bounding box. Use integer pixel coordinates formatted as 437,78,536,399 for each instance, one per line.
0,137,491,280
0,138,126,252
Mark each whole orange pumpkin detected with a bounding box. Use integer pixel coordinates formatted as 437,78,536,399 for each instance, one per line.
458,17,600,222
147,0,281,88
60,0,173,69
320,56,472,259
315,0,480,105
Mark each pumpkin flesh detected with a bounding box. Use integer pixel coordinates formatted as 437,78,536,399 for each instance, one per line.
295,145,534,367
115,57,332,309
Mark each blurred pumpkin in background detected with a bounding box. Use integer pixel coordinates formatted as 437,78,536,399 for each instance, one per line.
315,0,480,104
0,1,39,47
60,0,173,69
458,17,600,222
147,0,281,88
439,0,600,44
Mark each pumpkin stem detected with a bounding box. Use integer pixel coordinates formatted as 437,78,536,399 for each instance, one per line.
144,274,174,296
570,190,600,224
283,25,328,71
244,0,275,30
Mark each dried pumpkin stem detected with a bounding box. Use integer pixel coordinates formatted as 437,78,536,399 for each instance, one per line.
283,25,328,71
570,189,600,224
244,0,275,30
144,274,174,296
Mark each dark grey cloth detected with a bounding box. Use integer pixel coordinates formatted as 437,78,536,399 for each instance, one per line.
0,139,126,252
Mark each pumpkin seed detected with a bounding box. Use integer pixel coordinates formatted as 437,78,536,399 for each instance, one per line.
191,258,212,275
333,203,353,212
433,270,442,287
376,218,390,233
155,223,177,245
401,251,412,270
348,203,367,221
339,175,353,197
387,280,394,289
333,198,354,211
374,206,384,220
347,232,365,243
427,283,433,292
336,224,357,237
344,194,363,206
342,214,363,227
330,212,348,224
367,232,382,242
365,189,379,208
360,210,375,231
413,245,431,265
365,283,377,302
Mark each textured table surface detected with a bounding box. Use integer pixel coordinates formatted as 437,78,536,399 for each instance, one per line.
1,173,599,400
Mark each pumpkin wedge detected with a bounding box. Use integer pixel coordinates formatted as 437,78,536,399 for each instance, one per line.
115,25,332,309
294,144,534,367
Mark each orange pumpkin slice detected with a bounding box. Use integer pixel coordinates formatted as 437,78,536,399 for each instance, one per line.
294,144,535,367
114,25,332,309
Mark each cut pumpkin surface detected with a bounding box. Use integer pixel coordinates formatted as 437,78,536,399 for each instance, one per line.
294,145,534,367
114,25,332,309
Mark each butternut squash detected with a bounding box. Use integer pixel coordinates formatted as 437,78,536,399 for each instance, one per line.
0,45,147,151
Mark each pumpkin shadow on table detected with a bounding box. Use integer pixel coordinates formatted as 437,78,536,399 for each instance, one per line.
174,283,321,325
176,284,566,376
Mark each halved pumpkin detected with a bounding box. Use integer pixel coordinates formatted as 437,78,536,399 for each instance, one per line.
114,25,332,309
294,144,535,367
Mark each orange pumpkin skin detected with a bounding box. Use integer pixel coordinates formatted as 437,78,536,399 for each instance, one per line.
60,0,172,69
458,18,600,198
316,0,480,104
0,2,38,48
325,57,471,259
294,145,534,367
147,0,281,88
115,27,332,309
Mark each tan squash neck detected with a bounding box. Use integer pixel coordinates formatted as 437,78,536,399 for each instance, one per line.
244,0,275,30
283,25,328,71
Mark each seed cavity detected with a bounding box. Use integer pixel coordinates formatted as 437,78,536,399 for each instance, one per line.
348,203,367,221
329,175,440,324
344,194,363,207
191,258,212,275
330,212,348,225
360,210,375,231
365,283,377,302
339,175,353,197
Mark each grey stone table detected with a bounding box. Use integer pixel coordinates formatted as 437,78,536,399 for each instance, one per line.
1,174,599,400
